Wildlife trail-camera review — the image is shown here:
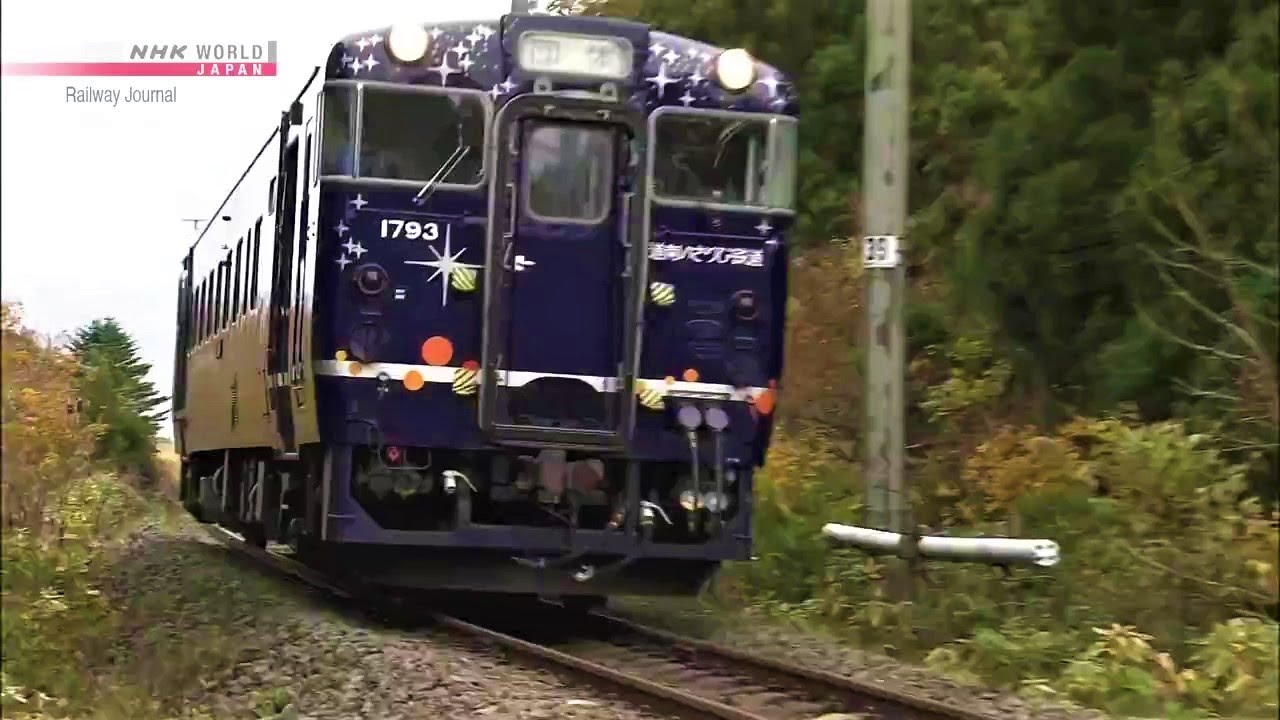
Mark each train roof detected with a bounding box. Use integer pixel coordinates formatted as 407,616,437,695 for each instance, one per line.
326,16,797,116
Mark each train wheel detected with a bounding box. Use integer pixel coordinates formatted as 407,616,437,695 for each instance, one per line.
242,523,267,549
180,462,206,521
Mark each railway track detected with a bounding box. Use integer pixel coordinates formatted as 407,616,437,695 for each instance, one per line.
202,524,999,720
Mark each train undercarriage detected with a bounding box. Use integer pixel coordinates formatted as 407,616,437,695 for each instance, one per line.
180,443,749,601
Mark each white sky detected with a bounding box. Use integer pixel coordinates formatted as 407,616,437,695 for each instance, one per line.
1,0,515,437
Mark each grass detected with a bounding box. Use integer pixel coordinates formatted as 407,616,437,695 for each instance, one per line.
0,450,300,720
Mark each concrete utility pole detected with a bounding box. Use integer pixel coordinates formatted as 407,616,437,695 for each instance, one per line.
862,0,912,599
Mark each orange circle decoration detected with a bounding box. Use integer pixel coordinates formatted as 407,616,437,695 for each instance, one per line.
334,349,348,361
421,336,454,366
403,370,425,391
682,368,700,383
755,388,776,416
462,359,480,371
348,361,363,376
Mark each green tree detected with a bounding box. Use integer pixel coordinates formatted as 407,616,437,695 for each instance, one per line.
69,318,167,474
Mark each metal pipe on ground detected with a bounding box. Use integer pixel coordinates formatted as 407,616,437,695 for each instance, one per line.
821,523,1061,567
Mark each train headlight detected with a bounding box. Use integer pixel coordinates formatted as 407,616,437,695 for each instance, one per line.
678,489,701,511
387,24,431,63
354,263,389,295
715,48,756,92
701,491,731,513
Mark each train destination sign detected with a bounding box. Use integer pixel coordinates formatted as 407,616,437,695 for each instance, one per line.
517,31,631,80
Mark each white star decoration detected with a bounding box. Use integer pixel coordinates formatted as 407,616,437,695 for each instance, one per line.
429,54,458,85
649,64,677,97
349,194,368,210
756,74,782,97
336,255,351,270
334,220,349,236
335,27,790,119
403,227,481,307
755,219,773,235
342,239,367,258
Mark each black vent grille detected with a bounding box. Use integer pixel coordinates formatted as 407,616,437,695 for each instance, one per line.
230,376,239,427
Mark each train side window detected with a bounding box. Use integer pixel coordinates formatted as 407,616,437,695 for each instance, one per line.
268,177,276,215
206,270,215,338
764,118,798,210
189,281,198,345
196,281,203,342
523,122,614,224
321,85,355,175
250,217,262,308
221,252,232,328
232,239,243,320
357,86,484,185
241,235,252,313
200,281,208,341
212,264,222,332
199,279,207,340
195,281,204,342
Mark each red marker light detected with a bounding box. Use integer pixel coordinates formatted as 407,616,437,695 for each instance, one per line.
386,446,402,463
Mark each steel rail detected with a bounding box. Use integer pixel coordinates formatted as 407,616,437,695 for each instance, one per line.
198,524,995,720
592,611,1003,720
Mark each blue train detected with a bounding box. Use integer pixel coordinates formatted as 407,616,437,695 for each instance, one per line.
172,11,798,603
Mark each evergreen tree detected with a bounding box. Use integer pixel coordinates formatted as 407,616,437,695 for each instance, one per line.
70,318,168,473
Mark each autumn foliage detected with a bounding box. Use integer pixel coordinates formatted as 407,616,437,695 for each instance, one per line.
1,302,100,533
1,302,171,717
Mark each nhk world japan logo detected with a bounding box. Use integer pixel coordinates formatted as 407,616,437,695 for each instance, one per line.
2,41,278,77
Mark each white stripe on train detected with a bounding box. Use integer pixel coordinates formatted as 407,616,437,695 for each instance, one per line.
312,360,766,403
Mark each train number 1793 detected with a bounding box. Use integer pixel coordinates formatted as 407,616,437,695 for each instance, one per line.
379,219,440,241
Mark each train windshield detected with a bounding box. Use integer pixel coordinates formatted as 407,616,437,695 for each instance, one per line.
321,84,486,186
524,122,615,224
652,113,796,211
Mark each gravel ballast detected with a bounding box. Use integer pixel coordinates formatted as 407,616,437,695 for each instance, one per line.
105,511,1106,720
105,516,666,720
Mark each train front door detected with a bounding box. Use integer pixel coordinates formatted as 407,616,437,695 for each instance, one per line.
480,99,646,449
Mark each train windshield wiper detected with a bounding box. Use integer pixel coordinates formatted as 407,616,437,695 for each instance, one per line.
414,144,472,204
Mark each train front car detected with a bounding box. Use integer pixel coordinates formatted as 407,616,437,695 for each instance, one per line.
311,14,798,599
